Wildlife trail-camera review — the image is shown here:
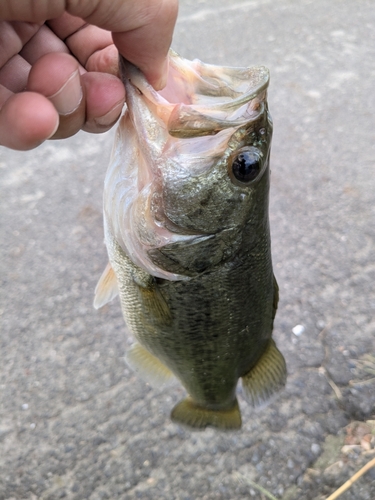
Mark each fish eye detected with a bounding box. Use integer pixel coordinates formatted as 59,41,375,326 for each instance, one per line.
229,148,263,185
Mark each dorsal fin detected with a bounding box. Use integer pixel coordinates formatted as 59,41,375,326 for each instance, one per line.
93,262,118,309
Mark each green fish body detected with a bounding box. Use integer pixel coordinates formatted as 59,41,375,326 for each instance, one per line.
95,52,286,430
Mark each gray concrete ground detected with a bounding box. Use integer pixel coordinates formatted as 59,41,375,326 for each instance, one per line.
1,1,375,499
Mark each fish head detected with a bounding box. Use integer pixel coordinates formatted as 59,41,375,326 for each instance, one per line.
105,52,272,280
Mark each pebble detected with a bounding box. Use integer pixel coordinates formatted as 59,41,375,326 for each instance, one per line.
292,324,305,336
311,443,321,454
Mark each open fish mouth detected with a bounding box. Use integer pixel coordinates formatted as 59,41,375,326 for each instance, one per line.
104,51,271,281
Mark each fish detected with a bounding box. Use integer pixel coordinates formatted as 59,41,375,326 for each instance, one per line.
94,51,286,430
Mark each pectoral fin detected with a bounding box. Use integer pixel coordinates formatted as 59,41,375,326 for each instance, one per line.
93,262,118,309
125,343,176,389
133,274,172,326
171,397,242,430
241,339,286,407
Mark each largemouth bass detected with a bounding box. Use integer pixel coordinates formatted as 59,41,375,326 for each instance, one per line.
94,51,286,430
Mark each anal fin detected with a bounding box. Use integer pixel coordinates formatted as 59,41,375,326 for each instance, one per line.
171,397,242,430
125,343,176,389
241,339,287,407
93,262,118,309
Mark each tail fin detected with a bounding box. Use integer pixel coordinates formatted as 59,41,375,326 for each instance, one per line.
241,339,287,407
171,397,241,430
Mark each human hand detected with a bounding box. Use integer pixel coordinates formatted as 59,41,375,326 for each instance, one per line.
0,0,178,150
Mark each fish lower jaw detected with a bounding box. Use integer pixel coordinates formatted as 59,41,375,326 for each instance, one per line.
123,226,202,281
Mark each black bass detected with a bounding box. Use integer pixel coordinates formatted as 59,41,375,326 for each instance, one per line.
94,51,286,430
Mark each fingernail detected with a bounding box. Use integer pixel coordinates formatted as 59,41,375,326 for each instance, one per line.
47,70,83,115
94,100,124,127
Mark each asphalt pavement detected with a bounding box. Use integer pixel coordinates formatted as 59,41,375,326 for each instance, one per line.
1,1,375,499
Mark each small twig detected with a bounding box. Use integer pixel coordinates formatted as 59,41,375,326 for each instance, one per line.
325,456,375,500
349,376,375,387
233,472,278,500
318,367,343,401
354,354,375,375
362,367,375,376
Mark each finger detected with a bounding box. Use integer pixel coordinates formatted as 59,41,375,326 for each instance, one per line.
0,91,58,150
20,23,70,65
0,54,30,93
0,21,40,67
0,83,13,105
111,0,178,89
47,13,113,68
49,13,120,76
0,3,67,22
1,0,178,89
45,12,86,39
49,81,86,140
27,52,86,139
27,52,124,136
85,44,119,76
81,71,125,133
51,0,178,88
